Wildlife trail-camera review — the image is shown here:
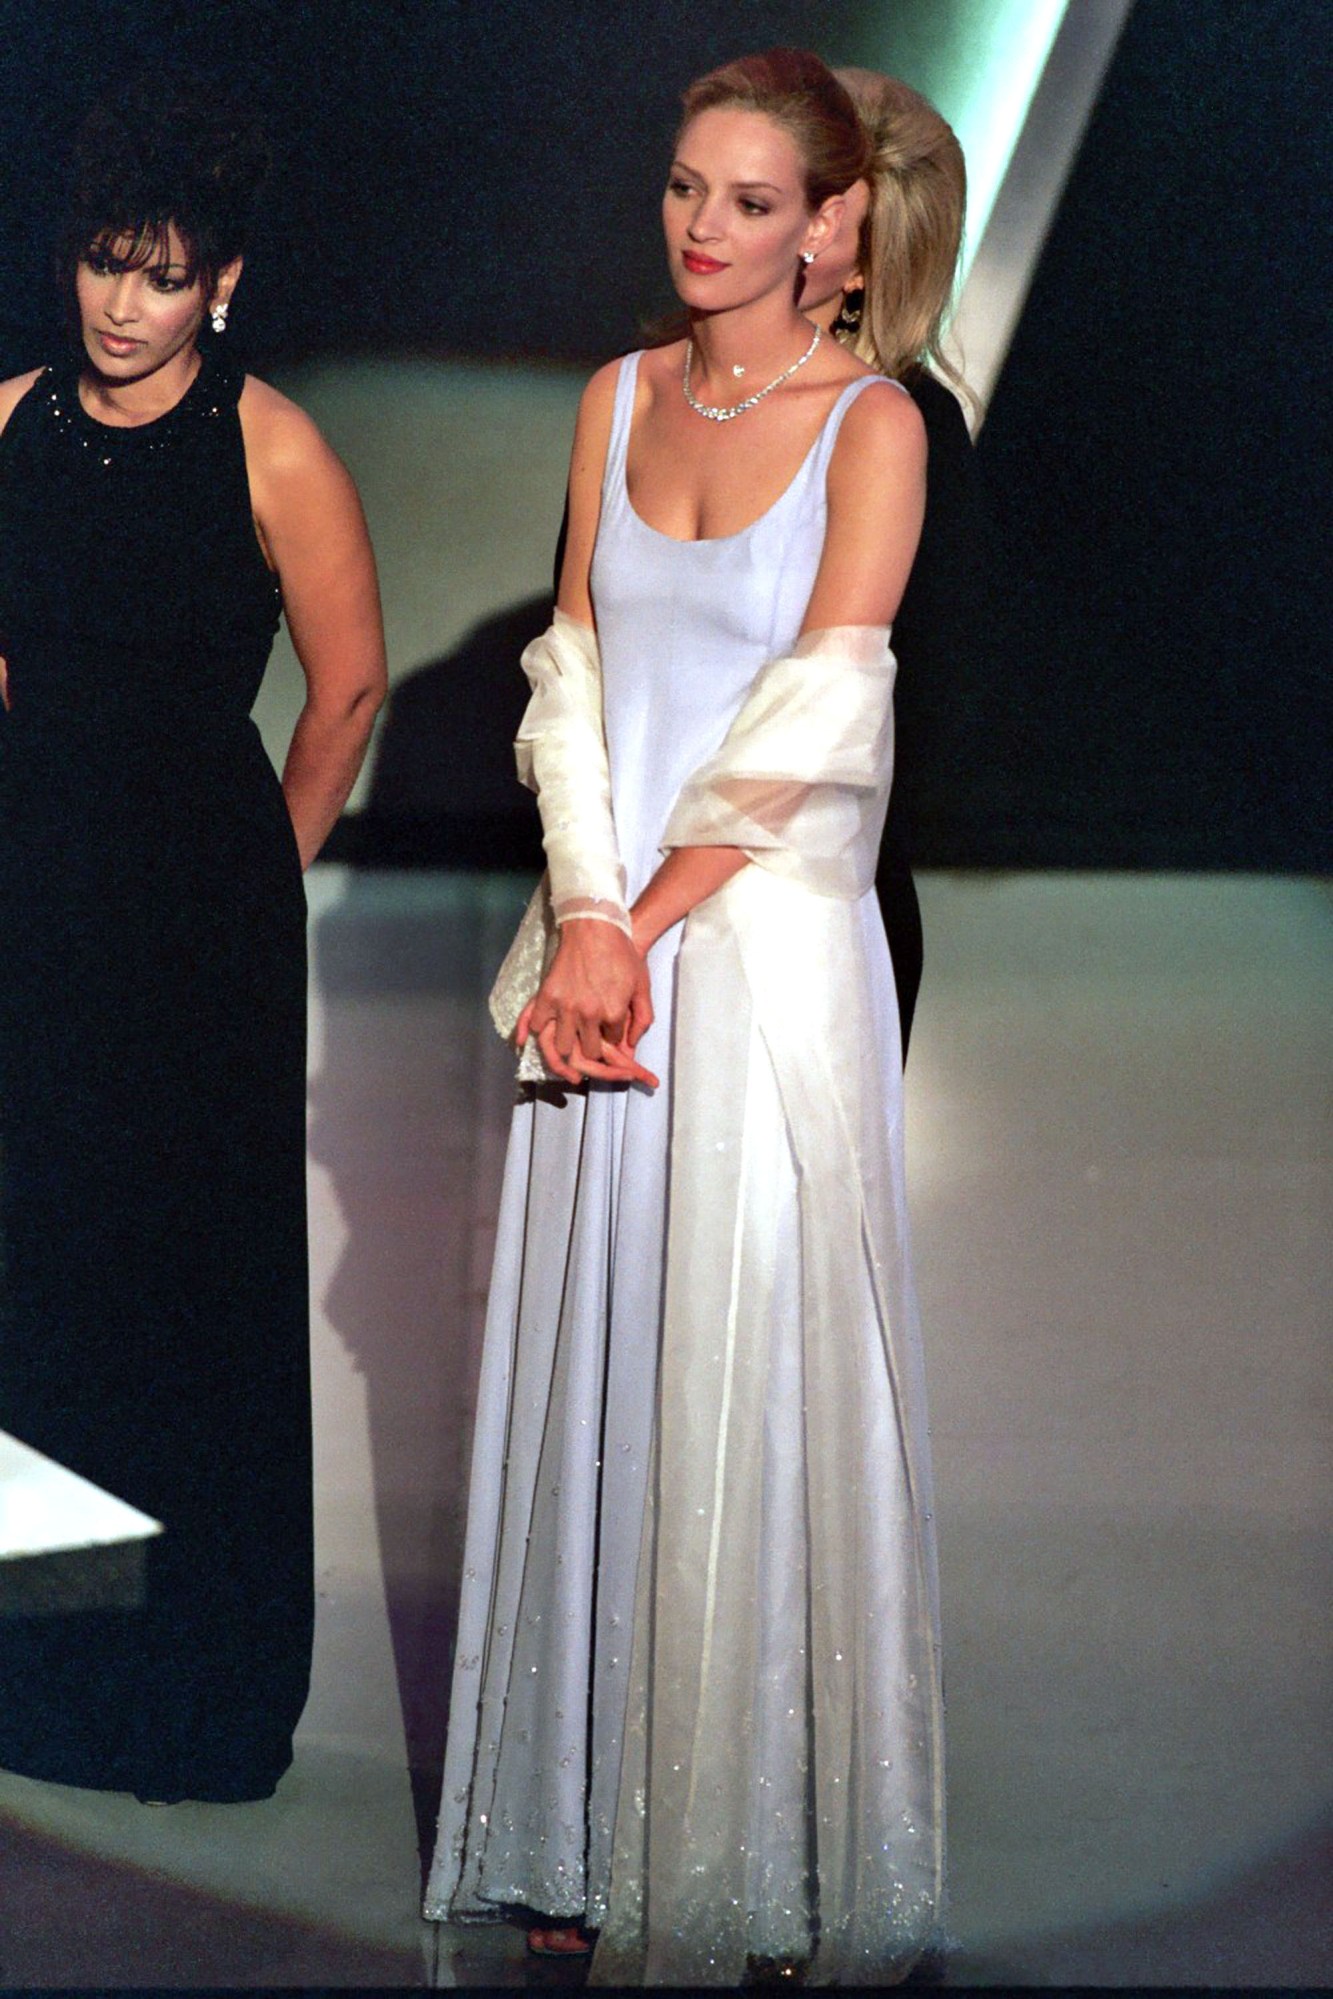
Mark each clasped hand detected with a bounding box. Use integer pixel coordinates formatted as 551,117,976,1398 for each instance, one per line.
517,917,657,1088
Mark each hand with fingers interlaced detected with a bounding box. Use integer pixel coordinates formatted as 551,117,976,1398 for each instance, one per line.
516,915,658,1088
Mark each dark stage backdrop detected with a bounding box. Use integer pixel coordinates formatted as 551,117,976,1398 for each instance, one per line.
0,0,1327,870
973,0,1331,871
0,0,970,372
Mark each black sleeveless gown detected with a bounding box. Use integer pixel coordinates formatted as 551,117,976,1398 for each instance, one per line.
0,345,313,1802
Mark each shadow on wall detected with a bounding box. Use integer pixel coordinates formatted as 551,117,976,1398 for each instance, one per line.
325,596,553,873
307,866,532,1875
311,604,551,1869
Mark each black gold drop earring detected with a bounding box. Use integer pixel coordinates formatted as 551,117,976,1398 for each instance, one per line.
833,285,864,335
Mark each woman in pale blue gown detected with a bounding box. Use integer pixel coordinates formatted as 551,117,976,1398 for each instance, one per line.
426,49,958,1984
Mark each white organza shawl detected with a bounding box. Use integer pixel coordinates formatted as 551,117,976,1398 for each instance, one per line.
661,622,896,897
488,612,629,1081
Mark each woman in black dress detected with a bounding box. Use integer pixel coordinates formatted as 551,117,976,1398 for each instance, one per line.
0,77,386,1803
799,69,977,1062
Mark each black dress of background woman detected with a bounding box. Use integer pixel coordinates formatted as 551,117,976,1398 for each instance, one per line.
0,78,385,1804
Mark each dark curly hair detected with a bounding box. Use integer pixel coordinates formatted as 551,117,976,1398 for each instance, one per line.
61,70,269,304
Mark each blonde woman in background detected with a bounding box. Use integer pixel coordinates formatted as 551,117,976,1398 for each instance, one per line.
802,70,984,1066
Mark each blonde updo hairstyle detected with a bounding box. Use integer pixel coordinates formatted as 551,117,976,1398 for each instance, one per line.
679,47,872,214
833,67,967,393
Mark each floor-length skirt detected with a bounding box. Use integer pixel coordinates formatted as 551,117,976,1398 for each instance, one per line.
428,869,942,1984
0,724,313,1802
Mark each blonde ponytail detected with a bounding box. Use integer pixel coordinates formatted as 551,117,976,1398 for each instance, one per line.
833,69,969,400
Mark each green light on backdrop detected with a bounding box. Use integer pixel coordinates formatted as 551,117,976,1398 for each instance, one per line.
837,0,1071,276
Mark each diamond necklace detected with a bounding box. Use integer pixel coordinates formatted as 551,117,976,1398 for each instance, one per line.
683,323,821,422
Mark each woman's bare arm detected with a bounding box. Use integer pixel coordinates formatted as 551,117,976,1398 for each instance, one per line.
523,360,656,1086
555,359,617,621
241,377,387,868
801,380,926,632
631,846,749,952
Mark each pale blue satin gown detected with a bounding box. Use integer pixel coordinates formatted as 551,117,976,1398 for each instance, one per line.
426,353,940,1982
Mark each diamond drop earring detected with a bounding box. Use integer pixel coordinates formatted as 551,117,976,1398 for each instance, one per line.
210,301,230,335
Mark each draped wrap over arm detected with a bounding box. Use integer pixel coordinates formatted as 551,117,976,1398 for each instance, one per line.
515,610,630,932
489,612,629,1080
661,624,896,899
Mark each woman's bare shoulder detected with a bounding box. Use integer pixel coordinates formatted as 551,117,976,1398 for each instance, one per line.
0,368,46,437
237,372,333,474
836,371,927,457
575,354,625,427
571,349,651,465
634,339,687,390
822,378,927,543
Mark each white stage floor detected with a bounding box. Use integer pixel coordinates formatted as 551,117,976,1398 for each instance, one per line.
0,867,1328,1987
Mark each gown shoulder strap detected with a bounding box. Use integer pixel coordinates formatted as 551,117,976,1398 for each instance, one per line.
808,372,909,487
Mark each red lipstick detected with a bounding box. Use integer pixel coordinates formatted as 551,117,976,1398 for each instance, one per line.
681,252,727,274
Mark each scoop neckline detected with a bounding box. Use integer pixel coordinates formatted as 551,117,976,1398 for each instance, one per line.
621,351,868,548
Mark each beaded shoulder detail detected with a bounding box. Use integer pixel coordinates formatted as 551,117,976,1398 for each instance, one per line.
38,345,242,466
